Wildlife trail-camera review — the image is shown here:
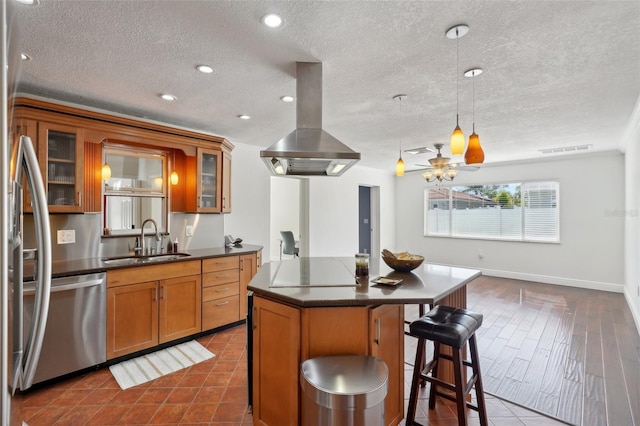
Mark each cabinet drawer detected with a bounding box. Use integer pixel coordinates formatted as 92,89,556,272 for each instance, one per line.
107,260,201,288
202,295,240,330
203,270,240,286
202,256,239,273
203,282,239,302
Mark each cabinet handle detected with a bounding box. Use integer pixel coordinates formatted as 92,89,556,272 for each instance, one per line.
197,196,201,208
215,288,229,292
215,301,229,306
222,197,226,208
161,285,165,300
153,287,157,302
375,318,381,345
240,259,244,271
77,191,81,207
217,273,229,278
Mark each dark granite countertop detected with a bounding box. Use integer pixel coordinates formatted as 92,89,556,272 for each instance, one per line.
31,244,263,280
247,257,481,307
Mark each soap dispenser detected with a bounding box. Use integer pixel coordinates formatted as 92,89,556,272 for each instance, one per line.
173,238,179,253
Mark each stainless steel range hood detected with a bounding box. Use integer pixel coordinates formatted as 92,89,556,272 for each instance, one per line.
261,62,360,176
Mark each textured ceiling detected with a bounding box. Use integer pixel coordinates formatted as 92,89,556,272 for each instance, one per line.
10,0,640,172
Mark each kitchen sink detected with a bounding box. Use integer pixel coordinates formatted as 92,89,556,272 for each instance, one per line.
102,253,191,266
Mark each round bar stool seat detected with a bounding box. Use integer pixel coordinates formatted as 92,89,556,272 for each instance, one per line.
406,305,488,426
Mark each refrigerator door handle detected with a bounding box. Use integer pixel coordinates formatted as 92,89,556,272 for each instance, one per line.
18,135,52,390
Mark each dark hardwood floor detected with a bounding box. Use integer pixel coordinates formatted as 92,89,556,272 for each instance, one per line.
405,275,640,426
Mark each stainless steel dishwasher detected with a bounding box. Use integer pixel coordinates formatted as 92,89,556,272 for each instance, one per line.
23,272,106,385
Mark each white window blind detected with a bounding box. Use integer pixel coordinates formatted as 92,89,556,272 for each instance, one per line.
424,181,560,243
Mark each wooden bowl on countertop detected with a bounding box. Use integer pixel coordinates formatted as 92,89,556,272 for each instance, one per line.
382,255,424,272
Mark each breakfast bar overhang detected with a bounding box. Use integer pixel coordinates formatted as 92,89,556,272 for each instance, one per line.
247,257,481,426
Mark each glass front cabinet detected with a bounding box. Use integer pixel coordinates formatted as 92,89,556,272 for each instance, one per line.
38,122,84,213
196,147,222,213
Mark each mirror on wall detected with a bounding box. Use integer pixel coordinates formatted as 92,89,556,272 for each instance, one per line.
102,145,168,236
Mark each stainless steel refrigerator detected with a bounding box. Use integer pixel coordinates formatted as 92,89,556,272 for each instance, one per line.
1,1,53,424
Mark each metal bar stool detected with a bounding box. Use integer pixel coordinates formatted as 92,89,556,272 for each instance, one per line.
406,305,488,426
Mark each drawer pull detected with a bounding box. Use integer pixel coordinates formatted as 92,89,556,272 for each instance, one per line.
216,288,229,292
216,301,230,306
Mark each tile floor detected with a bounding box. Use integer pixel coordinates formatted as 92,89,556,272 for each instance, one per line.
16,323,568,425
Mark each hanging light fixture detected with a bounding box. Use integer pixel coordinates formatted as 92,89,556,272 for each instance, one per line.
393,94,406,176
101,163,111,180
464,68,485,165
446,24,469,156
170,150,179,185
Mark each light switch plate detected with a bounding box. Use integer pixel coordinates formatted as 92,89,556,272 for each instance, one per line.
186,225,194,237
57,229,75,245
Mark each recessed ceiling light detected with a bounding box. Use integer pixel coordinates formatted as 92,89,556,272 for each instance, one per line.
196,64,214,74
160,93,177,101
20,53,31,61
261,13,283,28
238,115,251,120
280,96,294,102
15,0,39,5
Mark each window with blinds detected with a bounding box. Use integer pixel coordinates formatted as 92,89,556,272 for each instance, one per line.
424,181,559,243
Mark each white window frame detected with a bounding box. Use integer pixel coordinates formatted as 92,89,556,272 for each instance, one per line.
423,180,560,243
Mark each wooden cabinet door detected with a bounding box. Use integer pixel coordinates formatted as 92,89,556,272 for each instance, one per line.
221,150,231,212
253,296,300,426
196,147,222,212
159,274,202,344
106,281,158,359
370,304,405,426
12,119,38,212
37,121,84,213
239,253,256,319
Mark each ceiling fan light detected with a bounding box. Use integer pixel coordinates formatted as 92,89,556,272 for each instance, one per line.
422,172,433,181
450,124,465,155
447,169,458,179
465,132,484,165
395,154,405,176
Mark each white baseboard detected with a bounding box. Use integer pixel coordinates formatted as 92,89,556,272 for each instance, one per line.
623,287,640,335
472,267,625,293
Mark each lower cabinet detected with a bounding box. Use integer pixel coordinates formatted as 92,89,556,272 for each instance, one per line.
106,261,202,360
252,296,404,426
202,256,240,330
252,296,301,426
202,251,260,330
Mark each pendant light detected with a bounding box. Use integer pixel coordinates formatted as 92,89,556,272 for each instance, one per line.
393,94,406,176
446,24,469,156
170,150,179,185
464,68,485,165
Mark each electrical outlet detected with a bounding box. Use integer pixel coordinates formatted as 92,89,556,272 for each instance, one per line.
478,250,484,260
57,229,75,245
186,225,194,237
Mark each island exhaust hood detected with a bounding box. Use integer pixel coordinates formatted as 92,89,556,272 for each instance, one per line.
260,62,360,176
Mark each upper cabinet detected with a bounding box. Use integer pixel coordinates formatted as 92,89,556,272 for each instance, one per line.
38,122,85,213
197,147,222,212
174,146,232,214
11,97,234,216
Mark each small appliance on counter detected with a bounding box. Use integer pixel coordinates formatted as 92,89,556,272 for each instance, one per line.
225,235,243,247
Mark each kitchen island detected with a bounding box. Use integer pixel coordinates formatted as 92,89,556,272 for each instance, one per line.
247,257,481,426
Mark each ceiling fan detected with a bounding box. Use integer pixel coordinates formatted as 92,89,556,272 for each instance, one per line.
415,143,479,182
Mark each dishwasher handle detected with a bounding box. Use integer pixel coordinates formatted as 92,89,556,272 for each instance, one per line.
23,278,104,296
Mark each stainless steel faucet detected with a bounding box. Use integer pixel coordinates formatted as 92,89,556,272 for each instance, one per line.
140,218,161,256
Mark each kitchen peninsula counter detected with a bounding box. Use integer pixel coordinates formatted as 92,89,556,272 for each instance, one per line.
247,257,481,426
